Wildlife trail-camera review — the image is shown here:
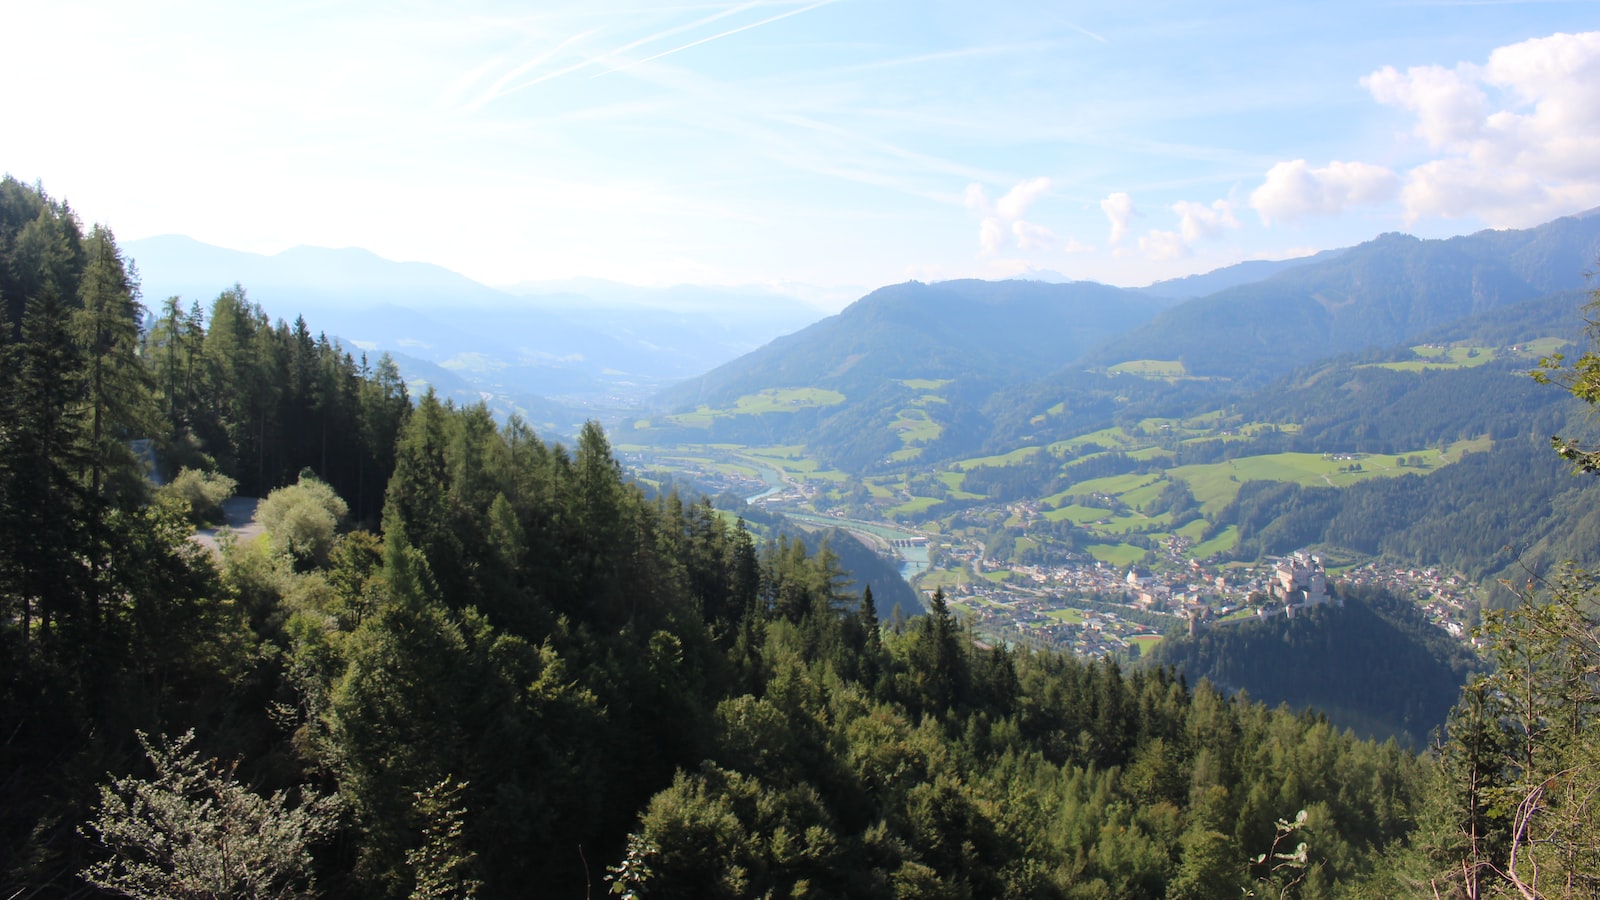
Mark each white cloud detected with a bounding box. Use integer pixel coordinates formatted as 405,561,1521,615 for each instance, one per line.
1100,192,1134,244
1011,219,1059,251
1364,31,1600,226
979,218,1005,253
967,177,1057,254
1361,64,1487,148
1138,229,1188,261
1249,160,1400,224
1171,199,1239,242
996,176,1051,220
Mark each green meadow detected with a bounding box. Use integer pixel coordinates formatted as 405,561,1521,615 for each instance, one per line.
1363,344,1496,372
1108,359,1188,377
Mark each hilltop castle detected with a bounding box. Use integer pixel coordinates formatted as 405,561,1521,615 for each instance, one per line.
1269,551,1339,616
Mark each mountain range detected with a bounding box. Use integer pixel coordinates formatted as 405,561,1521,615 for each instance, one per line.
130,209,1600,467
125,235,825,432
624,209,1600,472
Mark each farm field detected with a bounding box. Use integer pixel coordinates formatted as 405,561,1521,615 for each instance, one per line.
1362,345,1496,373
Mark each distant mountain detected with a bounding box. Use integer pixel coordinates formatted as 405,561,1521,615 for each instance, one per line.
1136,247,1346,299
1092,212,1600,381
636,279,1176,469
127,235,520,310
659,279,1174,409
125,237,827,428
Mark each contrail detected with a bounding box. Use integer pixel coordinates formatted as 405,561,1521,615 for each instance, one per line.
601,0,844,76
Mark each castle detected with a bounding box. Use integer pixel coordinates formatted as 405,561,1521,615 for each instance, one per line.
1269,551,1339,616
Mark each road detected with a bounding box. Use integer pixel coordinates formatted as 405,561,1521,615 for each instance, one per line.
191,497,263,554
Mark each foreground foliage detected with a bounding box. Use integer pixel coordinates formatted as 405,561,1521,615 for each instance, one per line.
81,730,340,900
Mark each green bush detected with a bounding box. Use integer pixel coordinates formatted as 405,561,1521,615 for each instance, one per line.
159,467,237,525
258,473,348,569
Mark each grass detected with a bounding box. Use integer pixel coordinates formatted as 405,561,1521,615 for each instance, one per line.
1055,427,1141,453
1120,478,1168,509
899,378,953,390
1109,359,1187,377
891,407,942,444
1043,504,1110,525
955,447,1044,470
1168,444,1482,514
888,496,940,516
1065,473,1163,497
1513,337,1568,357
743,445,809,459
1045,608,1085,625
1190,525,1239,559
1362,345,1496,373
917,568,970,591
663,388,846,426
1087,543,1149,567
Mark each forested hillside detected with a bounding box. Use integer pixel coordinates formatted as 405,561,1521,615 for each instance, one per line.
1146,587,1483,747
6,175,1600,898
1090,213,1600,381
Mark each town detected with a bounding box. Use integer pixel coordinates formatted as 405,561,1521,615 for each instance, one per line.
629,450,1485,660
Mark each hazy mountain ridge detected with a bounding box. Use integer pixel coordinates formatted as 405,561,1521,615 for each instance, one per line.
125,236,827,431
634,279,1177,470
1135,247,1347,299
1091,213,1600,380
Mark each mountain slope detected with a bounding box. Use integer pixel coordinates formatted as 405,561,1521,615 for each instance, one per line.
637,279,1175,469
1092,212,1600,380
1146,586,1481,747
659,279,1174,408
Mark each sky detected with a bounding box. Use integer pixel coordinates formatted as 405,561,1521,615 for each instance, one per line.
6,0,1600,309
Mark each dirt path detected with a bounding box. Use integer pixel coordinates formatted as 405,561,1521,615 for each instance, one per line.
192,497,263,554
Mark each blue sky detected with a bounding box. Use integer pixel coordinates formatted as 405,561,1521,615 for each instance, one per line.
7,0,1599,307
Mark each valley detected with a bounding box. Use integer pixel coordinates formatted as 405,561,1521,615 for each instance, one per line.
624,390,1494,657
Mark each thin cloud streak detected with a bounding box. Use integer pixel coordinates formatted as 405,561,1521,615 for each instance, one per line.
602,0,844,75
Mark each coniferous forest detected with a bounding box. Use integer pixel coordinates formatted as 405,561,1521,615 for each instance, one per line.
6,175,1600,898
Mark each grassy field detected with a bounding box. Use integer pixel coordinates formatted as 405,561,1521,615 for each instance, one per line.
663,388,846,426
743,445,808,459
899,378,953,390
1045,608,1086,625
1168,444,1481,514
1108,359,1187,377
1190,525,1239,559
1364,345,1497,372
955,447,1044,470
1086,543,1149,566
891,407,941,444
1065,473,1163,498
1513,337,1568,357
1043,503,1111,525
888,496,941,516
